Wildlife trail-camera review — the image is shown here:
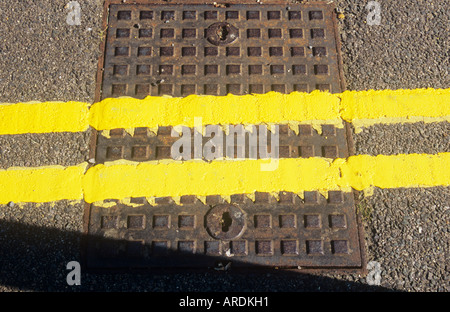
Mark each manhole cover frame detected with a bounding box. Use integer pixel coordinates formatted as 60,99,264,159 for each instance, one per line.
83,0,366,274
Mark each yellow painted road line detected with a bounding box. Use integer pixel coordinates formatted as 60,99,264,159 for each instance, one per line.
339,88,450,132
89,91,342,131
0,88,449,135
0,101,89,135
1,153,448,204
0,163,87,204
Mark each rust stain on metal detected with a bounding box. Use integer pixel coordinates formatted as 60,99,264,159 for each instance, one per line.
85,1,365,271
100,1,344,98
86,191,362,269
95,124,349,163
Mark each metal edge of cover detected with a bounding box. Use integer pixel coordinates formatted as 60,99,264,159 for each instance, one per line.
83,0,365,273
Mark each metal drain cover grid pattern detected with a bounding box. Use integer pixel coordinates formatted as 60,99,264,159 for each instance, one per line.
95,124,349,163
86,1,363,270
101,2,343,98
86,191,361,269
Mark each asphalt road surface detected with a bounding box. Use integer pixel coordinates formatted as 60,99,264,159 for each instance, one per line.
0,0,448,292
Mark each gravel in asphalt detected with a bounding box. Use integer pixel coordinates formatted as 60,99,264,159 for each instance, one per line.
0,130,91,169
0,0,448,292
353,122,450,156
0,0,102,103
334,0,449,91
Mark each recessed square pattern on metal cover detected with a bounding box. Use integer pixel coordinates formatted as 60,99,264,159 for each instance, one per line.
101,2,344,99
86,1,364,271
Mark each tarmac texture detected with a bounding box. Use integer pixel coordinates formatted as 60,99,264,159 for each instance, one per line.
0,0,448,291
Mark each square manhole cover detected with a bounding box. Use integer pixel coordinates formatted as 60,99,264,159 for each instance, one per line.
85,1,364,271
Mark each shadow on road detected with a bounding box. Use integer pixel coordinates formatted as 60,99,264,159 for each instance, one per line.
0,219,392,292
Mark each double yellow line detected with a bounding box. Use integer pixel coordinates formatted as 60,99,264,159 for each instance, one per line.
0,88,449,204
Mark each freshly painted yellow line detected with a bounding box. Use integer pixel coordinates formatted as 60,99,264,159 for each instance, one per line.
339,88,450,133
340,88,450,121
1,88,448,135
90,88,450,131
0,163,87,204
1,153,448,204
83,153,449,202
341,153,449,190
0,101,89,135
89,91,342,132
82,158,345,203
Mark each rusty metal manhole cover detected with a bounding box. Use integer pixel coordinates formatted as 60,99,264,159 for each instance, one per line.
86,190,362,269
84,1,364,271
100,1,345,98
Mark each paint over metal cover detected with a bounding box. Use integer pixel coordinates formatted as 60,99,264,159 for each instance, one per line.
95,124,349,163
86,1,364,270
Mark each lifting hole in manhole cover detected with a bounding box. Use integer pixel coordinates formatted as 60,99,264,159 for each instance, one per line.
86,1,364,271
205,204,247,240
206,22,239,46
